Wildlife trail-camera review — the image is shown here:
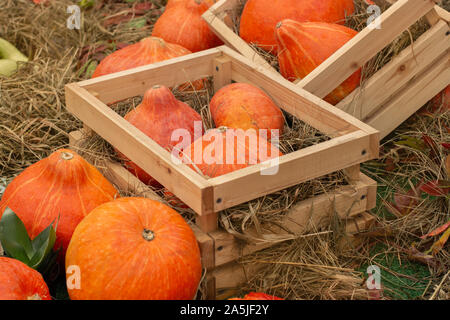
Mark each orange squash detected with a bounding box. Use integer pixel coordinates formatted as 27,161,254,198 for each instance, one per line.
166,0,216,9
240,0,354,54
117,85,203,186
229,292,284,300
180,127,283,178
0,257,51,300
430,85,450,113
65,197,202,300
91,37,203,90
276,20,361,105
0,149,119,256
152,0,223,53
210,83,284,139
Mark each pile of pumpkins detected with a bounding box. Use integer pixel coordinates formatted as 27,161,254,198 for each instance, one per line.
0,0,361,300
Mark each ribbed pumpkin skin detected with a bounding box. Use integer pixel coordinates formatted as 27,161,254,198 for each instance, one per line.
0,149,119,255
0,257,51,300
91,37,203,91
210,83,284,137
152,0,223,52
180,127,283,178
166,0,216,9
117,85,203,186
239,0,354,54
276,20,361,105
65,197,202,300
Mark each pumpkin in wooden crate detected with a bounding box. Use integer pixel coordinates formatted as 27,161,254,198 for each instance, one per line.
152,0,223,53
117,85,203,186
0,149,119,255
276,20,361,105
65,197,202,300
92,37,204,91
209,83,285,139
0,257,51,300
239,0,355,54
179,126,283,178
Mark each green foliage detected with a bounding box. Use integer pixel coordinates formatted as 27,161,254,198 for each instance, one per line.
0,207,59,271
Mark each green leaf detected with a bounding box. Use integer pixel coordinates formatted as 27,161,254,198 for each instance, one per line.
79,0,95,9
29,220,57,269
395,136,426,152
0,208,33,263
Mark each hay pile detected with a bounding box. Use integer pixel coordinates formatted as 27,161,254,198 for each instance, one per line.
1,0,448,300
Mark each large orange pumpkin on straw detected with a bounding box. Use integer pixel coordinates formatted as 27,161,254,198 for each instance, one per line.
91,37,203,90
0,257,51,300
117,85,203,186
239,0,354,54
0,149,119,256
152,0,223,52
65,197,202,300
276,20,361,105
209,83,285,139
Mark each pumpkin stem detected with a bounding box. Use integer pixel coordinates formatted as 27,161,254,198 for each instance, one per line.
217,126,228,133
60,152,74,160
276,22,282,29
142,229,155,241
152,85,161,89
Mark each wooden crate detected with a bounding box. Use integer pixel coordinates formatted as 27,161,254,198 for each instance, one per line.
65,45,378,298
202,0,450,139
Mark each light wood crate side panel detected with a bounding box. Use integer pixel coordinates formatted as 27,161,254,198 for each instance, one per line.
210,173,376,267
297,0,438,98
367,51,450,139
210,131,376,212
76,48,222,104
337,20,450,120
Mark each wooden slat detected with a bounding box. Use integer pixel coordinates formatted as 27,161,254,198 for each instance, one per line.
210,130,377,211
210,173,377,267
77,48,222,104
220,46,377,137
202,0,277,73
213,56,232,92
367,51,450,138
297,0,439,98
65,85,214,215
337,20,450,120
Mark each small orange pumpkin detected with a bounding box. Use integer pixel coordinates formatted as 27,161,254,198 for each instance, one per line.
0,149,119,256
117,85,203,186
91,37,203,91
276,20,361,105
240,0,355,54
209,83,284,139
152,0,223,53
65,197,202,300
180,127,283,178
0,257,51,300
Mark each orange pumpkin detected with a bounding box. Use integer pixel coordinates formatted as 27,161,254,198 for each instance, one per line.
209,83,284,139
0,257,51,300
239,0,354,54
65,197,202,300
229,292,284,300
276,20,361,105
180,127,283,178
117,85,203,186
91,37,203,91
429,85,450,113
166,0,216,9
152,0,223,53
0,149,119,255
